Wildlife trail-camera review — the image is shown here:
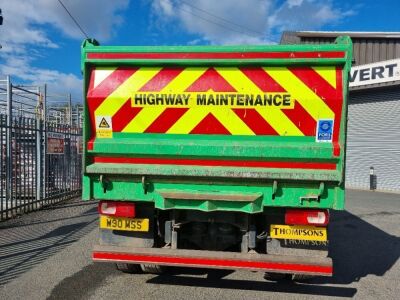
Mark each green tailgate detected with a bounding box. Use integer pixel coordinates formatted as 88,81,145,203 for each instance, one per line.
81,37,352,212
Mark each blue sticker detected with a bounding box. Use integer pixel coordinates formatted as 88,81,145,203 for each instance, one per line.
316,119,334,142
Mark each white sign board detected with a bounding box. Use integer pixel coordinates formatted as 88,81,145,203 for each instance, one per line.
350,58,400,87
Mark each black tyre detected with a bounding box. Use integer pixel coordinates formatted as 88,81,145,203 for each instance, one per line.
263,272,290,281
140,264,165,274
115,263,142,274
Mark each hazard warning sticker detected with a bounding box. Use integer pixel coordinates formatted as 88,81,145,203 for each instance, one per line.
316,119,334,143
96,116,112,138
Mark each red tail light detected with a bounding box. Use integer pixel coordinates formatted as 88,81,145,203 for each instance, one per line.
285,209,329,226
98,201,136,218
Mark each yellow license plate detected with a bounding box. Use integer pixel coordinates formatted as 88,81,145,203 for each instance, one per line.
99,216,149,232
270,225,327,241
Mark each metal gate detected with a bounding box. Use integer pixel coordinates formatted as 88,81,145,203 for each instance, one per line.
0,76,83,220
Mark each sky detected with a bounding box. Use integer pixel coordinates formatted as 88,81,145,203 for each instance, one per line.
0,0,399,101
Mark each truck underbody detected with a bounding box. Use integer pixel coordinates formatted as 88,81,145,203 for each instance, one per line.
93,202,332,277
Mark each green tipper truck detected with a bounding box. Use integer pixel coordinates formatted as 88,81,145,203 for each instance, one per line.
82,37,352,279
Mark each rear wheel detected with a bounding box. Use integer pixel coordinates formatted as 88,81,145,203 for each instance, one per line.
115,263,142,274
140,264,165,274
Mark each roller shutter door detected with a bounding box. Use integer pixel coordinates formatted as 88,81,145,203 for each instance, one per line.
346,86,400,192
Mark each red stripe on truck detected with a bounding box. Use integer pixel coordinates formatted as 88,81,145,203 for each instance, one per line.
282,101,317,136
139,67,184,91
87,51,346,60
92,156,336,170
92,251,333,275
240,67,286,92
233,109,279,135
333,68,344,157
144,108,189,133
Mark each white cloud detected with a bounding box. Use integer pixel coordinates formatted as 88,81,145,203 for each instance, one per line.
269,0,352,32
156,0,174,16
0,0,129,101
0,0,129,52
152,0,356,45
37,0,129,41
152,0,272,45
287,0,304,8
0,54,82,100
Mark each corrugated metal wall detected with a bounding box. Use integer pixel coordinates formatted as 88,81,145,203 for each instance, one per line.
352,38,400,65
300,37,400,65
346,87,400,192
281,32,400,65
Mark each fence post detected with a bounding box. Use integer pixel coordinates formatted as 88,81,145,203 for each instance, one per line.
68,94,72,192
69,93,72,127
36,87,42,204
43,84,47,201
5,75,12,212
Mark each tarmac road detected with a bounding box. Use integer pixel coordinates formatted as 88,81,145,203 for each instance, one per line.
0,189,399,299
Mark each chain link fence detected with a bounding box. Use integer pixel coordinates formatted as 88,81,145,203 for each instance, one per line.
0,76,83,221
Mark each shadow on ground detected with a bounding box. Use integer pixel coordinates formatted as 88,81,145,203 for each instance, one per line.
0,204,97,286
2,199,398,298
146,210,399,298
319,209,400,284
47,263,118,300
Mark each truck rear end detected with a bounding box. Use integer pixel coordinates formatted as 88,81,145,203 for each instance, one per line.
82,37,352,278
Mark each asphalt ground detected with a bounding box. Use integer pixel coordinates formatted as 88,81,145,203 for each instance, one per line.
0,189,399,300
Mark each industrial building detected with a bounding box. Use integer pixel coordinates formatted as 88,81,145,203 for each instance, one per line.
281,31,400,192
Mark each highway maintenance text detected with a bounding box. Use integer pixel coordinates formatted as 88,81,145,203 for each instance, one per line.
132,92,294,108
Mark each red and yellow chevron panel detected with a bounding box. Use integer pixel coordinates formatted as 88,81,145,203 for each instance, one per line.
87,65,343,139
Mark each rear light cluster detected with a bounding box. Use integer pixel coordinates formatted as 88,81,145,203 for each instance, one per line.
285,209,329,226
98,201,136,218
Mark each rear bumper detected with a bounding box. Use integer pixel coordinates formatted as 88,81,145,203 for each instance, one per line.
93,245,333,276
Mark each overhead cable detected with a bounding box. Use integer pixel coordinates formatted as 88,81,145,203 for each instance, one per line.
57,0,89,39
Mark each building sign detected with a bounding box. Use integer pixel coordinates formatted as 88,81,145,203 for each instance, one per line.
47,132,64,154
350,58,400,87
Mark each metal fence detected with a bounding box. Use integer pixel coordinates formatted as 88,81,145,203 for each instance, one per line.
0,76,83,221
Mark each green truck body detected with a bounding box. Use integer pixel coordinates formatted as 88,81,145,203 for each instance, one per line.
83,37,352,277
